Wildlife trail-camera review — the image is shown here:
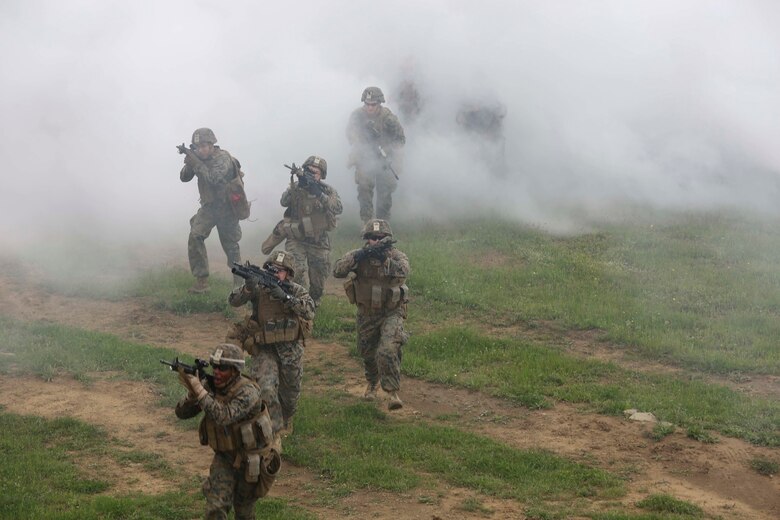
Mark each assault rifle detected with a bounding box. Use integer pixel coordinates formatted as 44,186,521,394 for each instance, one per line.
160,357,214,389
365,121,400,180
176,143,195,155
284,163,324,197
353,237,396,263
231,261,293,293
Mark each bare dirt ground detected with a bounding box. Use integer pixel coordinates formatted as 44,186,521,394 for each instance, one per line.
1,266,778,520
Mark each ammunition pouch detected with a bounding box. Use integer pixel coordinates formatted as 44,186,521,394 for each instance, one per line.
343,272,357,304
354,281,409,313
226,164,251,220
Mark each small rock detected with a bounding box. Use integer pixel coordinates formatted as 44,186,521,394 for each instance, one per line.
628,412,658,423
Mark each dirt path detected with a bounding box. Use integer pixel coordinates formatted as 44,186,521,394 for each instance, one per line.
1,267,779,519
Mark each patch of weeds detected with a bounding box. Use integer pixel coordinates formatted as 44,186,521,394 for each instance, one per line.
686,425,717,444
647,422,675,441
417,494,439,505
459,497,493,515
749,456,779,476
636,493,703,515
524,505,563,520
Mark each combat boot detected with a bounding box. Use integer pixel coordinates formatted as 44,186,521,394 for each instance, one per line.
188,277,209,294
388,392,403,410
261,231,285,255
363,382,377,401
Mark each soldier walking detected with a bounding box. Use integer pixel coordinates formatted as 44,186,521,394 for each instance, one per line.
175,343,281,519
226,251,315,442
260,156,343,307
178,127,249,293
346,87,405,223
333,219,410,410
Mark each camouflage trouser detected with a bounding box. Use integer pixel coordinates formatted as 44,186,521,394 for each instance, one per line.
188,204,242,279
203,451,258,520
247,341,304,433
355,167,398,223
356,308,408,392
286,238,331,305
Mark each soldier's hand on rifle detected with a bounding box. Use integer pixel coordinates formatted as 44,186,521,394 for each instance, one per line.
305,181,324,197
268,284,289,302
178,367,207,400
243,276,258,293
177,367,197,398
352,248,368,264
370,247,387,262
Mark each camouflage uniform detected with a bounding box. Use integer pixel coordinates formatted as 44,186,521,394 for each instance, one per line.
181,141,242,281
333,221,410,402
347,88,405,223
176,347,279,520
278,176,343,306
226,260,315,433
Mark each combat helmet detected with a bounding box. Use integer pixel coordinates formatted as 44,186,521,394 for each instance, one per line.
263,250,297,279
361,86,385,104
362,219,393,239
303,155,328,179
209,343,245,371
191,127,217,145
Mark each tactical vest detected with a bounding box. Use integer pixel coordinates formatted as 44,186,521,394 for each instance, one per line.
251,290,303,344
198,376,279,493
195,148,235,206
344,256,408,314
199,376,273,453
281,186,334,240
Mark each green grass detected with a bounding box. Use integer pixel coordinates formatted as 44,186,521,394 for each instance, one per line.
0,316,630,513
749,456,779,476
331,213,780,376
285,394,624,502
131,266,236,315
0,411,198,520
0,316,198,409
404,327,780,446
0,409,315,520
636,494,703,516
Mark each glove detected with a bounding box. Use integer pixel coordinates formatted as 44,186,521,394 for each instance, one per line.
372,248,387,262
269,284,289,302
352,248,368,264
243,277,258,292
179,368,208,401
304,180,324,197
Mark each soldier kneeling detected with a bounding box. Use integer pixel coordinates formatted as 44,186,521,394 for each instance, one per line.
176,343,280,519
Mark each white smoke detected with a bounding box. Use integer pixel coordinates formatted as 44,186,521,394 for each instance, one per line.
2,0,780,253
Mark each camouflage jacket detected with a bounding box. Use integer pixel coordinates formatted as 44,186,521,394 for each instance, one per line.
228,280,316,323
346,106,405,154
180,146,238,206
175,375,264,427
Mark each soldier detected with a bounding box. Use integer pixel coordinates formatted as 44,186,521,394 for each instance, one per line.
260,156,343,307
226,251,315,439
333,219,410,410
455,102,508,177
178,127,248,294
346,87,406,223
175,343,281,519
